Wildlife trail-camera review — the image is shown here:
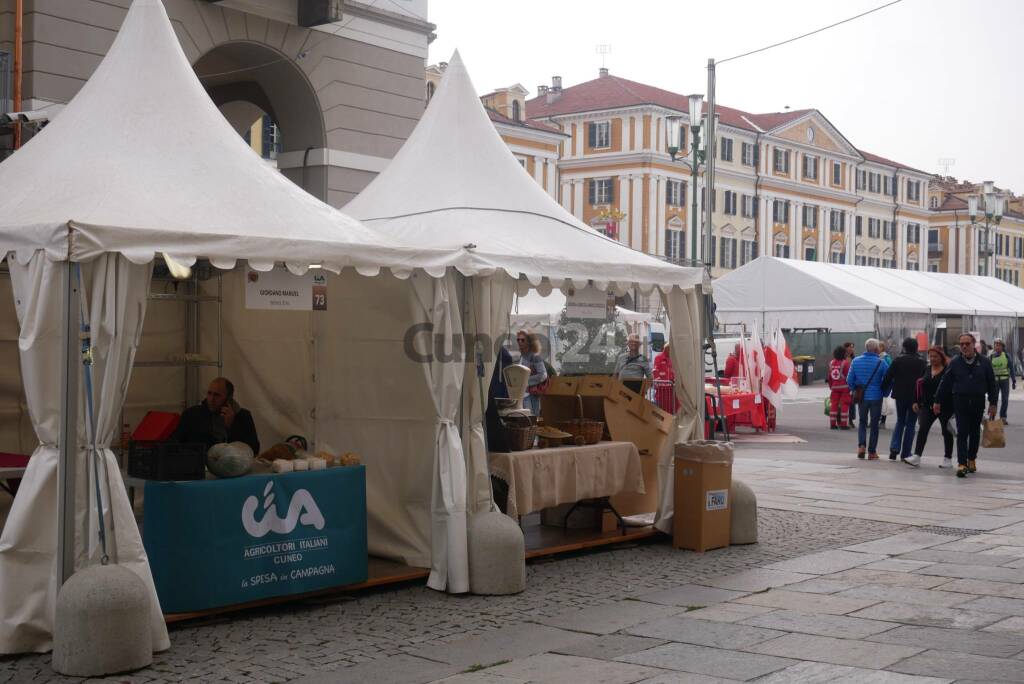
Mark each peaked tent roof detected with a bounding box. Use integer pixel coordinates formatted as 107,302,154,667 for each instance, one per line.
0,0,462,276
344,54,703,293
714,257,1021,331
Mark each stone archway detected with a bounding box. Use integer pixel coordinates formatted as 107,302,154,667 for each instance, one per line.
193,41,328,200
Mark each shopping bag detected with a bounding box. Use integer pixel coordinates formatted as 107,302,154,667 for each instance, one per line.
823,396,831,416
982,419,1005,448
882,397,896,416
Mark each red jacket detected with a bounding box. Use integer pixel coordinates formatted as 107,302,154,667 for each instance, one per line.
653,351,674,381
828,358,851,390
723,353,745,379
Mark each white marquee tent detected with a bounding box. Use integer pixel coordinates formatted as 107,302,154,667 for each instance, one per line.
344,53,706,546
0,0,469,655
715,257,1023,343
0,0,707,657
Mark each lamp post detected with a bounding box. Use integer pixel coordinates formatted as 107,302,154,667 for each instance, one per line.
967,180,1005,276
666,93,705,265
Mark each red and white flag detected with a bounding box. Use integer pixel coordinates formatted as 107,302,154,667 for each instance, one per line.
762,323,797,407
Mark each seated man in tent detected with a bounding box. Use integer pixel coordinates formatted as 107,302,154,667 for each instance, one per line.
171,377,260,455
615,333,652,395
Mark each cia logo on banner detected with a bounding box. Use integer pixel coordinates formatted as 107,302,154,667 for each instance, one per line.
242,481,325,538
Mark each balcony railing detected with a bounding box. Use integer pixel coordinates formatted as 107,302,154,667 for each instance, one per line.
927,241,943,256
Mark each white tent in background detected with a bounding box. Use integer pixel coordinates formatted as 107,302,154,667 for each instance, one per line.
344,52,706,538
510,290,654,327
714,257,1020,330
0,0,467,655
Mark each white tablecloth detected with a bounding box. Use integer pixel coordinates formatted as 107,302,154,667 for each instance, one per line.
488,441,645,519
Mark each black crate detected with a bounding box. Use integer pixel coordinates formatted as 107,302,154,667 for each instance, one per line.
127,441,207,481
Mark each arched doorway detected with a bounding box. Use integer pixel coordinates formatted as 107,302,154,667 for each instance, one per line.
193,42,327,200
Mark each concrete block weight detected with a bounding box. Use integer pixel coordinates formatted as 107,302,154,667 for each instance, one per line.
731,479,759,545
468,511,526,595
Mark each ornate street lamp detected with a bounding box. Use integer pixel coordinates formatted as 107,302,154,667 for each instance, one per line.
968,181,1004,276
665,94,704,264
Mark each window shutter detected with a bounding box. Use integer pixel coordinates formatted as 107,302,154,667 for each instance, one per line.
666,182,673,204
588,123,596,148
588,180,596,205
608,179,614,203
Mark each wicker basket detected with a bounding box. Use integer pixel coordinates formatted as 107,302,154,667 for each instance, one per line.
501,414,537,451
557,395,604,445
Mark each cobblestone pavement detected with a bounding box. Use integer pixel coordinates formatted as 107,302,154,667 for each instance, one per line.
0,508,907,683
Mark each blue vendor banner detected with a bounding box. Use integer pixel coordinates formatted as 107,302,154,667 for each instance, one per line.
143,466,367,614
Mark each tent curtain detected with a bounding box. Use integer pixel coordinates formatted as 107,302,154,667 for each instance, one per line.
0,253,167,654
876,312,931,352
410,272,469,593
654,285,705,534
967,315,1016,354
461,272,516,515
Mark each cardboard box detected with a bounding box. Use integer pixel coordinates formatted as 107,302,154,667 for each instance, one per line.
673,441,733,552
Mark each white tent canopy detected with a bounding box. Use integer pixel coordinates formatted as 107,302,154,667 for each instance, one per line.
714,257,1022,332
344,53,702,295
0,0,462,276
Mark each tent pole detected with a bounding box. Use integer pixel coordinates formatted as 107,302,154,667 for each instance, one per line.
57,261,81,585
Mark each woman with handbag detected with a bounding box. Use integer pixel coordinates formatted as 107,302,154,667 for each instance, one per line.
516,330,548,416
906,346,954,469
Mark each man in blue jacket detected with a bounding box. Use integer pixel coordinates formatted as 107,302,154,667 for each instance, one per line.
934,333,998,477
847,339,890,460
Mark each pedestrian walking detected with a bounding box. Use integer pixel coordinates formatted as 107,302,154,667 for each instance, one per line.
847,338,890,460
878,341,891,428
883,338,927,462
844,342,857,426
934,333,998,478
990,338,1016,424
827,346,852,430
906,346,954,468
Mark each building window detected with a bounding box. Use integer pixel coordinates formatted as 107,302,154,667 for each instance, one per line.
907,180,921,202
830,242,844,264
906,258,919,271
666,180,685,206
772,199,789,224
426,81,435,101
665,219,685,262
511,100,521,121
723,190,738,216
260,114,281,160
516,158,526,168
930,196,939,209
802,205,817,229
882,220,895,241
721,237,738,268
774,235,789,258
855,215,863,236
741,142,756,166
773,148,790,174
928,262,939,272
702,187,717,213
720,137,734,162
804,244,816,261
832,161,842,185
868,218,880,238
906,222,921,243
856,170,866,190
709,235,717,266
802,155,818,180
741,239,757,265
588,121,611,149
868,172,881,193
829,210,845,233
589,178,614,204
741,194,757,218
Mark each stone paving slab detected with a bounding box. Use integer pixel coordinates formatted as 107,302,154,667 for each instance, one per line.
292,654,459,684
849,601,1005,630
633,672,738,684
866,624,1024,657
898,548,1020,567
406,624,589,668
937,512,1024,531
859,559,936,573
624,616,785,649
834,584,976,608
740,608,898,639
829,568,951,589
842,531,955,556
784,578,859,594
744,632,924,669
697,568,814,593
431,674,526,684
617,642,797,681
930,540,998,553
679,603,776,624
485,653,660,684
632,585,748,609
935,578,1024,598
957,595,1024,617
734,589,879,615
979,545,1024,558
889,649,1024,682
755,661,951,683
993,522,1024,536
535,600,684,635
984,616,1024,635
551,634,667,662
914,562,1024,583
765,550,888,575
972,533,1024,547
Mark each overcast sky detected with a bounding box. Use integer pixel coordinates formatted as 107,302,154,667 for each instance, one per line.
428,0,1023,193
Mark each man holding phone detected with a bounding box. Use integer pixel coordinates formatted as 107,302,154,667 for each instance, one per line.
172,377,260,455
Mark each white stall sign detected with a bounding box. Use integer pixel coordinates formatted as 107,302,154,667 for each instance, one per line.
245,268,327,311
